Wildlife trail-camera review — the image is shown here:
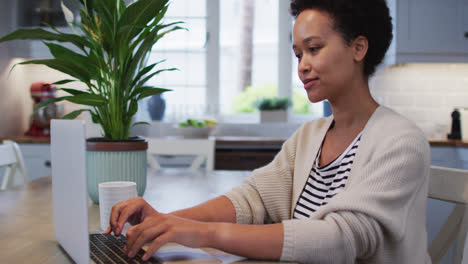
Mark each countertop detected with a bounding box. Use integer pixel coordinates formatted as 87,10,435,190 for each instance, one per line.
3,135,468,148
1,135,51,144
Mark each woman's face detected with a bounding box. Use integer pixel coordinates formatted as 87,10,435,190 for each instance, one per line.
293,9,359,103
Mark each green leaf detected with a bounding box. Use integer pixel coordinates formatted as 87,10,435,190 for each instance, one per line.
128,99,138,117
62,109,90,119
44,42,98,79
0,28,89,50
90,111,101,124
50,79,77,85
133,68,178,92
58,88,88,96
119,0,168,40
133,60,165,83
131,121,150,128
134,86,171,101
64,94,106,107
41,79,78,90
130,23,184,74
18,59,92,84
33,96,69,113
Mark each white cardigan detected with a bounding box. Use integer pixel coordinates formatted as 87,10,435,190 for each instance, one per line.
224,106,431,263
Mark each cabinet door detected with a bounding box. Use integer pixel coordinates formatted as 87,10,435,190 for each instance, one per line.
398,0,466,54
19,144,51,181
431,146,460,168
464,0,468,52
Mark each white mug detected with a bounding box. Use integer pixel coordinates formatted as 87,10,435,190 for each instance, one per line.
98,181,137,232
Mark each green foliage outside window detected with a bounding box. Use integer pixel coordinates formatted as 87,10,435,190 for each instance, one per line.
254,97,291,111
232,84,313,114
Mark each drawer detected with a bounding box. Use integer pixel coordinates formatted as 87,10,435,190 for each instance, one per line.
215,150,279,170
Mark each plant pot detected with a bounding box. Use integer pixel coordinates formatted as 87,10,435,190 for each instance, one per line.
86,137,148,204
260,110,288,123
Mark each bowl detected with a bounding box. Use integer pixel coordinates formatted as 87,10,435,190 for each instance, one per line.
176,126,215,138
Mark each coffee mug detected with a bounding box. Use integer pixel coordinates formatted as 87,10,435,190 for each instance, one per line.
98,181,137,231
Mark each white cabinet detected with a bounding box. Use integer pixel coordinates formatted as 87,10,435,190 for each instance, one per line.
19,144,51,181
385,0,468,64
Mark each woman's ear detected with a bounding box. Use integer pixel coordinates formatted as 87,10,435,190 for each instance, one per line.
352,36,368,62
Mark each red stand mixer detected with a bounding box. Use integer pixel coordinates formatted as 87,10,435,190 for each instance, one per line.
26,82,63,137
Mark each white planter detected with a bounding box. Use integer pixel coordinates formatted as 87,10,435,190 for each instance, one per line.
260,110,288,123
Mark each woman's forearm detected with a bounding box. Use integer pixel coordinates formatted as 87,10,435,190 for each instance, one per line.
169,195,237,223
169,195,284,260
207,222,284,260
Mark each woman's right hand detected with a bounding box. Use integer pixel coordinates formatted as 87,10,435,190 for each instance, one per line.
104,197,158,236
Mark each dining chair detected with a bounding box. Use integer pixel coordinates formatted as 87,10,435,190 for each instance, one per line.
146,137,215,172
0,140,28,190
428,166,468,264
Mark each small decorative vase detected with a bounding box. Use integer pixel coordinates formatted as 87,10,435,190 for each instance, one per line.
148,94,166,120
260,110,288,123
86,137,148,204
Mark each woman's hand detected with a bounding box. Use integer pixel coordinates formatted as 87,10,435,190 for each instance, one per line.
124,213,213,260
104,197,158,236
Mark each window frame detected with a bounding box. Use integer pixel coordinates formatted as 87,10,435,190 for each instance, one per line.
160,0,321,123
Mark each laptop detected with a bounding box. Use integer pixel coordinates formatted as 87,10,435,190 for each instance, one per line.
51,119,161,264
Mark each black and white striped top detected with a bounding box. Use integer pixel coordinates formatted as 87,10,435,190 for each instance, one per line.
293,132,362,219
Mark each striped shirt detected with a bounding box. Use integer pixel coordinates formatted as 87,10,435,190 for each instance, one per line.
293,132,362,219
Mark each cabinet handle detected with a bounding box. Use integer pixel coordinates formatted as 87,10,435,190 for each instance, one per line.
465,32,468,38
45,160,51,167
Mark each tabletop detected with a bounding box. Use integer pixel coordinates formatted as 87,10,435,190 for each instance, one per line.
0,168,287,264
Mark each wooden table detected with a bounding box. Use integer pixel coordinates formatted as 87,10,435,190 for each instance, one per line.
0,168,286,264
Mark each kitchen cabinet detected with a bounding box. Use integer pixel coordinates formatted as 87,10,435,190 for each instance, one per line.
214,137,284,170
385,0,468,64
10,0,79,59
19,144,51,181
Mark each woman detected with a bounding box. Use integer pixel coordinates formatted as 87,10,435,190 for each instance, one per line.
105,0,431,262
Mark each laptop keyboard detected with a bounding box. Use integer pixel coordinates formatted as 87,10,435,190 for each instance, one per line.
89,233,161,264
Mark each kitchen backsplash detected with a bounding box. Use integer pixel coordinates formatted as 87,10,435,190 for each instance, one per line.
370,63,468,139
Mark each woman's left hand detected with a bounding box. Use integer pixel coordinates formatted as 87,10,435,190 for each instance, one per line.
124,212,213,260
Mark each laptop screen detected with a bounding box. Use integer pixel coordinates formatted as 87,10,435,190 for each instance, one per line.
51,119,90,264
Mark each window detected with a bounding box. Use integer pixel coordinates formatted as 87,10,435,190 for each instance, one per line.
143,0,208,122
219,0,279,116
138,0,323,123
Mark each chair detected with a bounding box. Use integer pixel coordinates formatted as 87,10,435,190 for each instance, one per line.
428,166,468,264
146,137,215,172
0,140,28,190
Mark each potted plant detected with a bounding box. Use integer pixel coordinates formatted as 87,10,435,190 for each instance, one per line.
0,0,184,203
255,96,292,123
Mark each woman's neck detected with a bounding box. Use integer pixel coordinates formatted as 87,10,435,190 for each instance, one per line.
328,80,378,132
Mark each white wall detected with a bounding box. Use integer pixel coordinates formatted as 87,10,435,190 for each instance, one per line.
0,1,88,138
0,1,28,138
370,63,468,139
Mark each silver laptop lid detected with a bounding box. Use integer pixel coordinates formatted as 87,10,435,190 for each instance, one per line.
51,119,89,264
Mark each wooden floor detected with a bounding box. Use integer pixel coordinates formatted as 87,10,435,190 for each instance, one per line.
0,168,265,264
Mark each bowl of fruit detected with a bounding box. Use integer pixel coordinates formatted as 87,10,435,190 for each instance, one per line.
176,119,217,138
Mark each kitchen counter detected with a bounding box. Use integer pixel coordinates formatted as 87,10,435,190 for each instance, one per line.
3,135,468,147
0,135,51,144
428,139,468,148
